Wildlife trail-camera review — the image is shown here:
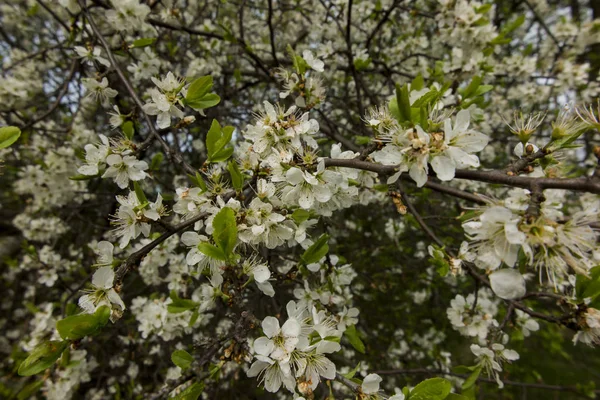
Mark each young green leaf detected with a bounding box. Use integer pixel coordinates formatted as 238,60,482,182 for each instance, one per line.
344,325,365,354
18,340,68,376
56,305,111,340
301,234,329,264
461,365,482,390
170,382,204,400
0,126,21,149
167,291,200,313
227,161,244,191
410,378,452,400
122,120,135,140
186,76,213,102
171,349,194,370
395,83,412,124
212,207,237,258
133,181,148,204
130,38,156,48
187,93,221,110
197,242,227,261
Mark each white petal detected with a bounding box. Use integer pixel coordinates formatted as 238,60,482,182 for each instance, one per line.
362,373,382,394
262,316,280,338
489,269,526,300
430,155,456,181
253,265,271,283
92,266,115,289
253,337,275,356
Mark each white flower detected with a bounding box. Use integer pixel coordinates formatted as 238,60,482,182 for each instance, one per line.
142,88,185,129
78,266,126,319
431,109,489,181
302,50,325,72
489,269,526,299
95,241,114,267
253,316,301,363
108,105,126,128
247,357,296,393
361,373,382,394
106,0,150,32
238,198,293,249
463,206,525,270
102,154,149,189
78,134,110,176
471,343,519,388
74,46,110,68
111,192,163,248
83,77,118,107
282,167,332,209
127,48,160,81
573,308,600,346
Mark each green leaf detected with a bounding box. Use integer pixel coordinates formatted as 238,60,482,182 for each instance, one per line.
167,291,200,314
301,234,329,264
197,242,227,261
18,340,68,376
130,38,156,48
17,380,44,399
186,76,213,102
69,174,97,181
122,120,134,140
133,181,148,205
502,15,525,35
150,153,164,170
395,83,412,124
205,120,233,162
410,378,452,400
212,207,237,258
0,126,21,149
170,382,204,400
56,306,111,340
411,74,425,91
474,85,493,97
461,365,482,390
444,394,470,400
187,94,221,111
171,349,193,370
344,325,365,354
342,362,361,379
461,76,482,99
210,146,234,163
291,209,311,224
206,119,222,157
227,161,244,190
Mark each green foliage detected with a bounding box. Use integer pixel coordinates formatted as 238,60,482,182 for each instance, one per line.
130,38,156,48
17,340,68,376
344,325,365,354
56,305,111,341
167,291,199,313
408,378,452,400
301,234,329,264
185,76,221,110
576,266,600,307
171,349,193,370
212,207,237,259
205,119,234,163
122,120,135,140
170,382,204,400
133,181,148,205
0,126,21,149
227,161,244,191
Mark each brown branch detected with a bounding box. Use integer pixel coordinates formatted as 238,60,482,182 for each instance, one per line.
322,158,600,194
